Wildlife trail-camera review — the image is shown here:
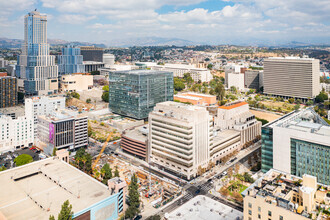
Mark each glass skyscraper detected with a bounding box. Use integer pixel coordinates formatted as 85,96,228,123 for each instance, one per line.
58,45,85,75
108,70,173,119
16,10,58,95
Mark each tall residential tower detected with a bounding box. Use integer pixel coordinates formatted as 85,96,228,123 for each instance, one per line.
16,10,58,95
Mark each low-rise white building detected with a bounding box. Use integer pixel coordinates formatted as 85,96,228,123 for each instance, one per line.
25,96,66,138
215,101,261,145
60,74,93,92
227,72,245,91
0,114,33,153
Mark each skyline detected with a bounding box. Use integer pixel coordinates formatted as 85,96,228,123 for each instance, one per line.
0,0,330,46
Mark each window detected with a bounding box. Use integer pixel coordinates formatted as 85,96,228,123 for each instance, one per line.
248,203,252,208
248,210,252,215
258,206,261,212
248,218,252,220
280,216,283,220
268,211,272,217
258,214,261,219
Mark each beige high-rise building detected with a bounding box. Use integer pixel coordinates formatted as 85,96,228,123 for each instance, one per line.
263,57,320,99
149,101,213,180
243,169,330,220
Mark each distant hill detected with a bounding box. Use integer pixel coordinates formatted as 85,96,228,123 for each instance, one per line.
108,37,201,47
0,38,107,48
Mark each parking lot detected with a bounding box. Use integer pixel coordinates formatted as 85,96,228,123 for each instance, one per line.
0,148,40,169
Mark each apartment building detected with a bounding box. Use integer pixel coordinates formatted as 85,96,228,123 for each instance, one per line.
0,76,17,108
263,57,320,100
215,102,261,145
25,96,66,138
149,101,212,180
243,169,330,220
37,109,88,155
261,108,330,185
0,114,33,153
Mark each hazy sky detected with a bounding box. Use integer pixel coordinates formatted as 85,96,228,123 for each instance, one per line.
1,0,329,45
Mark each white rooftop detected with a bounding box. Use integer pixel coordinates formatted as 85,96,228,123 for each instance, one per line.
166,195,242,220
0,158,112,220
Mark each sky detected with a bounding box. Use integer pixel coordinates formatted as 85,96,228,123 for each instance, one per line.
1,0,330,46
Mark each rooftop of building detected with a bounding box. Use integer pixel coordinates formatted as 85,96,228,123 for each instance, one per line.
123,125,148,143
179,92,216,98
212,129,240,145
174,95,202,101
110,69,172,76
0,158,112,220
0,105,25,117
242,169,330,219
263,108,330,137
38,109,86,122
83,61,104,65
29,95,65,103
266,57,315,61
165,195,243,220
218,101,248,110
155,101,207,111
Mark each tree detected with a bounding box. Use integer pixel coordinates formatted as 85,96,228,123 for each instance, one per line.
101,92,109,102
228,167,233,180
173,78,185,91
91,70,100,75
183,73,193,85
215,83,225,101
306,100,314,106
207,63,213,70
294,104,300,111
75,148,92,174
235,163,240,174
114,166,120,177
125,173,140,219
101,163,112,184
288,98,295,104
70,92,80,99
86,98,91,104
14,154,33,167
209,88,215,95
230,86,237,94
315,92,329,103
58,200,73,220
52,147,57,157
102,85,109,92
49,215,55,220
219,187,229,197
0,166,6,172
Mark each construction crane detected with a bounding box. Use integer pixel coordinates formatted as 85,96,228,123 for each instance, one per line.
92,133,113,170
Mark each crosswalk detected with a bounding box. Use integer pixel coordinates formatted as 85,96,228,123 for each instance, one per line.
183,193,193,200
200,184,213,192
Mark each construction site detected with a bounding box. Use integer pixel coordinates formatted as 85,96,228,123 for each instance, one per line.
91,154,182,210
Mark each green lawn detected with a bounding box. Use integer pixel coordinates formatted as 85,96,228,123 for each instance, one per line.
228,183,247,196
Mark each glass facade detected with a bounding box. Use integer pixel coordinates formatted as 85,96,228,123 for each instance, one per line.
291,138,330,185
261,126,273,173
58,45,85,75
108,70,173,119
16,11,58,95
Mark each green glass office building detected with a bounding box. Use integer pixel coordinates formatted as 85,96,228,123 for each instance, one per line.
108,70,173,120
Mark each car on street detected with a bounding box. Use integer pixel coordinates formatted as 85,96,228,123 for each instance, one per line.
222,171,227,176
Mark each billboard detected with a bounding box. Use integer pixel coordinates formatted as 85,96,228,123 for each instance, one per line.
49,123,55,145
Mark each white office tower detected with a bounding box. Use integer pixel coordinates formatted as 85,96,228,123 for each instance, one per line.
25,96,66,138
0,115,33,153
263,57,320,100
103,54,115,67
16,10,58,95
149,101,212,180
